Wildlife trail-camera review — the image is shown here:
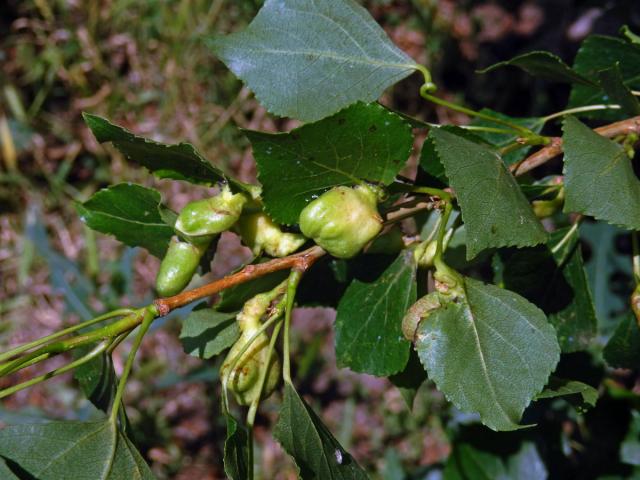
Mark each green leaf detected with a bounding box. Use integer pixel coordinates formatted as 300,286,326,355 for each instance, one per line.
604,313,640,369
444,442,547,480
470,109,543,166
388,350,427,409
273,381,369,479
568,35,640,120
335,250,416,376
598,63,640,116
429,127,547,259
478,51,595,85
209,0,418,122
179,308,239,359
224,414,250,480
84,113,247,191
416,277,560,431
0,420,155,479
74,350,117,413
536,377,598,408
249,102,413,225
443,444,507,480
76,183,175,258
562,116,640,230
0,458,20,479
495,226,597,352
216,267,290,313
621,411,640,466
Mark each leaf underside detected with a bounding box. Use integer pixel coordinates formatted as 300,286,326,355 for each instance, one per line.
210,0,417,122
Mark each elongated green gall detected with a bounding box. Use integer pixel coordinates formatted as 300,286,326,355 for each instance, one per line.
155,237,205,297
236,212,306,257
299,185,383,258
176,185,247,242
221,294,281,405
402,291,442,341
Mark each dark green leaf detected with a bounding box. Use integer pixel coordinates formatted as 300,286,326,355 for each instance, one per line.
429,127,547,259
495,226,597,352
224,414,250,480
622,411,640,466
562,116,640,230
179,308,239,359
418,137,448,186
209,0,418,122
76,183,175,258
388,349,427,409
217,268,290,313
74,350,117,413
536,377,598,408
249,102,413,224
478,51,594,85
506,443,548,480
84,113,248,191
0,458,20,479
335,250,416,376
273,381,369,479
443,444,507,480
569,35,640,120
444,442,547,480
0,420,155,479
604,313,640,369
470,109,543,166
416,277,560,431
598,64,640,116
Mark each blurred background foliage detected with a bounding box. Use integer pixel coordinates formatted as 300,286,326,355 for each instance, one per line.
1,0,640,478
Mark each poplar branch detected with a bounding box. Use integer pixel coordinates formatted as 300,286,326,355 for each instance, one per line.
154,245,325,315
511,115,640,176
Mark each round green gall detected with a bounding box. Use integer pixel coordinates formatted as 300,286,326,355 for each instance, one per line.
175,185,247,243
299,185,383,259
236,212,306,258
155,237,205,297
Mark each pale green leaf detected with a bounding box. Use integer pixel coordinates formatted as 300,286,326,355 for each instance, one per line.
416,277,560,431
335,250,416,376
429,127,547,259
0,420,155,480
250,102,413,224
76,183,174,258
506,443,548,480
622,411,640,466
274,381,369,479
562,116,640,230
209,0,418,121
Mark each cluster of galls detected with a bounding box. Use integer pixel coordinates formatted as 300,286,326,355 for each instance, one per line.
156,183,386,297
155,183,386,404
